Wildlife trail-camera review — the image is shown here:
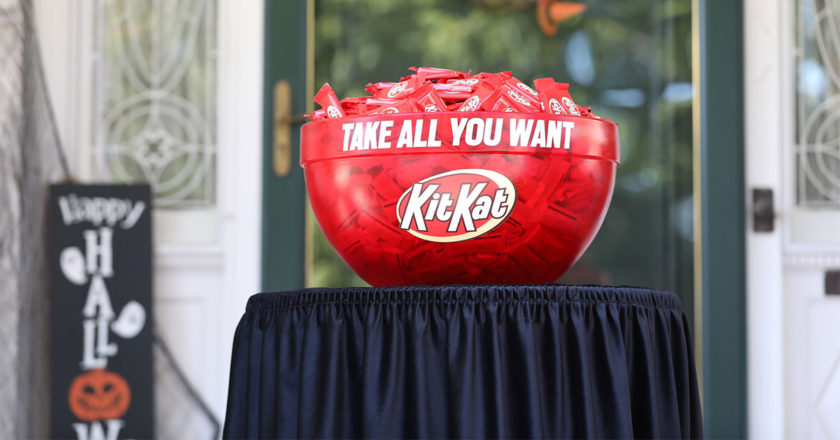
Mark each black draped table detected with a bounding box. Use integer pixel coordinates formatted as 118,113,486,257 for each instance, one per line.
224,285,702,439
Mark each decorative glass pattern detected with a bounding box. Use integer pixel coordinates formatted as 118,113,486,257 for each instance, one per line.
798,0,840,206
93,0,217,208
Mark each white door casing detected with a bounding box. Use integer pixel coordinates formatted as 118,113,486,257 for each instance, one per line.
34,0,263,427
746,0,840,438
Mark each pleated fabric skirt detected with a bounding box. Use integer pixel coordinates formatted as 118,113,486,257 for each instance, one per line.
223,285,702,439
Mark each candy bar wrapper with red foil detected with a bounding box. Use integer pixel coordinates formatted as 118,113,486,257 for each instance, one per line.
489,94,518,113
534,78,580,116
411,83,448,112
438,91,473,103
369,100,416,115
456,80,500,112
340,97,368,116
497,83,541,112
314,83,346,119
375,76,425,100
444,77,481,90
431,83,474,94
408,66,468,81
365,82,396,95
503,76,542,108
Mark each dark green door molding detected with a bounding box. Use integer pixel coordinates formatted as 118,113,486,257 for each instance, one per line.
261,0,308,291
697,0,747,437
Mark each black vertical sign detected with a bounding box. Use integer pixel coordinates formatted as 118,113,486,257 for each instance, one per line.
49,184,154,439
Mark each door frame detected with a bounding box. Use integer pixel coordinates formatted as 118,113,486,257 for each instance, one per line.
744,0,786,437
261,0,311,291
696,0,747,437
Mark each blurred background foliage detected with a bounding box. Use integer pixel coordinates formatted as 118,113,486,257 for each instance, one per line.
311,0,694,317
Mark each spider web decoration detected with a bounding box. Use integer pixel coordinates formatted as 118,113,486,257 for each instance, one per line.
0,0,64,436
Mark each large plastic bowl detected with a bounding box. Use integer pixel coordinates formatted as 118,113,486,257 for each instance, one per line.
301,112,619,286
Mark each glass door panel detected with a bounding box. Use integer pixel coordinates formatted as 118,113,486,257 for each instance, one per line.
310,0,694,317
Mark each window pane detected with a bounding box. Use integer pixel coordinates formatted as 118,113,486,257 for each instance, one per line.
797,0,840,207
311,0,694,314
94,0,217,208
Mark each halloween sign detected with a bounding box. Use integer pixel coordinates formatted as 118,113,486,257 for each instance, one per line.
49,184,153,439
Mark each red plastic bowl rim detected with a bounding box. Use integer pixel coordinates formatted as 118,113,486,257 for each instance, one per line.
300,112,620,165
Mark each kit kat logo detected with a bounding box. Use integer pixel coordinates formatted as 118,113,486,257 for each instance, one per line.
396,169,516,242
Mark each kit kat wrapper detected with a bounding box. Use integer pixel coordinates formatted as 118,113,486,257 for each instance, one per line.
432,83,474,94
368,100,417,115
375,76,425,100
489,95,517,113
444,77,481,90
455,81,500,111
314,83,346,119
365,82,396,95
438,91,473,103
536,81,580,116
504,76,542,107
408,66,468,80
410,83,448,112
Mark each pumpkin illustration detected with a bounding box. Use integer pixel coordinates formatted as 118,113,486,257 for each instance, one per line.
67,369,131,421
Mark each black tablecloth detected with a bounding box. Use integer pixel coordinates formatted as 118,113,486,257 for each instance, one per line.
223,285,702,439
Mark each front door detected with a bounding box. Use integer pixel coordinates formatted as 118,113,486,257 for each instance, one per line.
746,0,840,437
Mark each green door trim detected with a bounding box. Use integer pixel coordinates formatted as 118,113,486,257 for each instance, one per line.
261,0,309,291
697,0,747,437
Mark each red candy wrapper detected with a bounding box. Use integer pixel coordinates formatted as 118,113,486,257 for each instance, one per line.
432,83,474,94
503,77,541,108
456,81,499,112
339,97,368,116
365,82,396,95
489,95,517,113
375,76,425,100
408,66,468,80
438,91,473,103
410,83,448,112
445,77,481,89
314,83,346,119
369,100,416,115
309,67,595,119
535,78,580,116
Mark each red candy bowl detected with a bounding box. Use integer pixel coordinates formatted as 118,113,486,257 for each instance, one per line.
301,112,620,286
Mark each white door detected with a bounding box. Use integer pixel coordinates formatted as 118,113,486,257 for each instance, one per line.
34,0,263,433
746,0,840,438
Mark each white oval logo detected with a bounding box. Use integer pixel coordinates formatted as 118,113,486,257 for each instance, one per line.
459,96,480,111
562,97,580,115
503,107,515,112
396,169,517,243
453,78,479,86
517,82,539,96
507,90,530,105
549,98,565,115
380,107,399,114
387,81,408,98
327,105,342,119
424,104,441,112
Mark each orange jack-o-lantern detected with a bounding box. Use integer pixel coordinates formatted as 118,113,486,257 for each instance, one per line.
67,369,131,421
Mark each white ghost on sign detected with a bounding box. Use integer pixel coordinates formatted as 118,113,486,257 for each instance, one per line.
60,247,88,285
111,301,146,339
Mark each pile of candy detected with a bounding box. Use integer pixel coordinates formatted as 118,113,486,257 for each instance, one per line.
309,67,598,120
